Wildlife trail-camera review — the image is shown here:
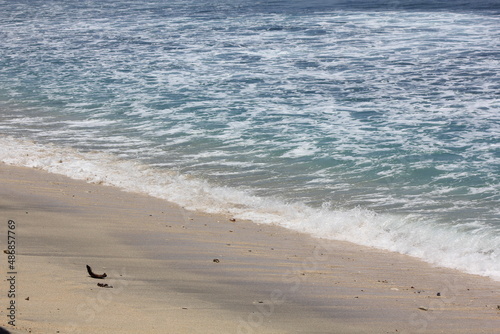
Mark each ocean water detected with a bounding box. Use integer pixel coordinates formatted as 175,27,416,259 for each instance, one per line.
0,0,499,280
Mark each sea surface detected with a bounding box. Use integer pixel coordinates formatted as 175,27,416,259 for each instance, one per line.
0,0,499,280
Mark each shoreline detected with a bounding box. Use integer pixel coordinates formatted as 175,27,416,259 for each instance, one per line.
1,135,498,282
1,163,499,333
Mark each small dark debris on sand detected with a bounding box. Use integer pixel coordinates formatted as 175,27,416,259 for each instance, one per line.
86,265,107,279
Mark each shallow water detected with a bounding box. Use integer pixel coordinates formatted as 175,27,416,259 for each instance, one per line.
1,0,499,280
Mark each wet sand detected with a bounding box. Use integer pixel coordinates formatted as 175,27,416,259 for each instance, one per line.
0,163,499,333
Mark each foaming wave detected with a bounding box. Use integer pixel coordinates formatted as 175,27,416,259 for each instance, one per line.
1,136,499,281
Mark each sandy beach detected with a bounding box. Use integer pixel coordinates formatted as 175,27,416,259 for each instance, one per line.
0,162,499,334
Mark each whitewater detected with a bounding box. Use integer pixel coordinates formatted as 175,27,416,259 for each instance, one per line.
0,0,499,280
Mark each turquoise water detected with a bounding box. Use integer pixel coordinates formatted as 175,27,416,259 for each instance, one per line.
0,0,499,279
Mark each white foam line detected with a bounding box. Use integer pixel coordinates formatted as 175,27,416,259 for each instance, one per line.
1,136,499,281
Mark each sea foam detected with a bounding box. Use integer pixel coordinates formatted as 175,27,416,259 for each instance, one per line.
1,136,499,281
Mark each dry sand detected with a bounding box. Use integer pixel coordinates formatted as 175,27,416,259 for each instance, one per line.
0,163,499,334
